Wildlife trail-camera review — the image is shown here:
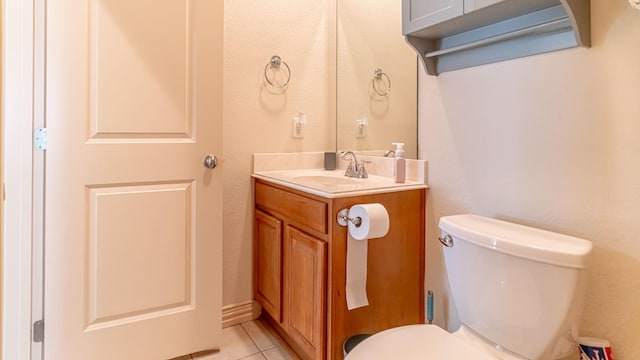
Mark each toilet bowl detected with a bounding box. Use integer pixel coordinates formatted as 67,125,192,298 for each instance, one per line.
345,214,593,360
345,324,525,360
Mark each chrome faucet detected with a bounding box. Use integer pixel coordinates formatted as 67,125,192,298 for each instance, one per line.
340,151,359,177
340,151,368,178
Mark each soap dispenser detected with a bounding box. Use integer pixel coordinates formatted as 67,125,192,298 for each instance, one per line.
392,142,405,183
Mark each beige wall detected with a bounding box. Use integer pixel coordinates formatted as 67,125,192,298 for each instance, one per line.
419,1,640,358
222,0,336,306
1,1,3,354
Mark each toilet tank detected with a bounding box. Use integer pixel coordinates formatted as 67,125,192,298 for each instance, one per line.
439,215,593,360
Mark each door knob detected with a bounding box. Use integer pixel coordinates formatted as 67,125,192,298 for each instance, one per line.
203,154,218,169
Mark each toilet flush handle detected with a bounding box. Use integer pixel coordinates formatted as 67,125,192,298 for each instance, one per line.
438,234,453,247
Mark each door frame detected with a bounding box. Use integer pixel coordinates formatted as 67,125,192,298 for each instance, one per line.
2,0,45,359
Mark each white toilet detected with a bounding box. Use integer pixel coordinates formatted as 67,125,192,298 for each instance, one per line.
345,214,593,360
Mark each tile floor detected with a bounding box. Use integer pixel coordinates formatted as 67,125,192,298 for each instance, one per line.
173,320,298,360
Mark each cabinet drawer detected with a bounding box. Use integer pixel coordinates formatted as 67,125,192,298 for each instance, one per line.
256,182,327,234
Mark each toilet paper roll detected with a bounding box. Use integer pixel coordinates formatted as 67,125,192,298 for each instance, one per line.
348,204,390,241
346,203,389,310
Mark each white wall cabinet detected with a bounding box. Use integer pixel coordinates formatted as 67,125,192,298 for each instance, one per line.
464,0,504,12
402,0,591,75
403,0,503,33
403,0,463,33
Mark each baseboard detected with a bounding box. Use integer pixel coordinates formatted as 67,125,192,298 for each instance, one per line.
222,300,262,328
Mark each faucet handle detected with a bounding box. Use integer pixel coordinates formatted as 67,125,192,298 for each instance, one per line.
357,160,371,178
344,158,358,177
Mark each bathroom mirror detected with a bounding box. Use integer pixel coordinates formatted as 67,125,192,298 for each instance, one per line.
336,0,418,158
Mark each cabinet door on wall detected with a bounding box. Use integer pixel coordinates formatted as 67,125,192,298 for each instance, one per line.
403,0,463,33
284,226,327,360
463,0,503,12
403,0,506,33
254,210,283,322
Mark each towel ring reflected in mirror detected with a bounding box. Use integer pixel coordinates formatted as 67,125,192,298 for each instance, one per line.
264,55,291,89
372,68,391,97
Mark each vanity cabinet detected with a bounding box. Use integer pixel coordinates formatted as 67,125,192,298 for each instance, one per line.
254,182,328,360
254,179,426,360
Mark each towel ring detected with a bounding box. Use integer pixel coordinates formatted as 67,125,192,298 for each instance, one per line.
264,55,291,89
372,68,391,96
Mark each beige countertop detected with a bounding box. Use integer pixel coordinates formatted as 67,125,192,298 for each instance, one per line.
252,168,428,198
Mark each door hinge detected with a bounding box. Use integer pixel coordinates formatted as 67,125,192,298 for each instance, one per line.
33,320,44,343
34,128,48,150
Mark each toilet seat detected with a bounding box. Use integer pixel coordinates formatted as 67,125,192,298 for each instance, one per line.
344,325,498,360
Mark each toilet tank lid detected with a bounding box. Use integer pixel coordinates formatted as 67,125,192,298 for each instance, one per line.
439,215,593,268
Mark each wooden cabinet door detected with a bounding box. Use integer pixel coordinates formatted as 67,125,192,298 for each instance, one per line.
284,226,327,360
402,0,463,34
254,210,283,322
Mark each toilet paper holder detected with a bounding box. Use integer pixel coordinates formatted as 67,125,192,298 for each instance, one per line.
337,208,362,228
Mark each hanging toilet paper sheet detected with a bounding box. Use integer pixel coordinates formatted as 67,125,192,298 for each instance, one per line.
346,203,390,310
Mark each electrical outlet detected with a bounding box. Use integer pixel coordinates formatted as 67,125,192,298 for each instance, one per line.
292,112,306,138
356,116,368,138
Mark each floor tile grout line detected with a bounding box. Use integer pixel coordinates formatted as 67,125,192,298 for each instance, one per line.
188,320,294,360
238,323,265,360
241,321,281,353
239,321,264,354
241,352,267,360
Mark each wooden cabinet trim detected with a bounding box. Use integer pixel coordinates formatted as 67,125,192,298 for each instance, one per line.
256,181,328,235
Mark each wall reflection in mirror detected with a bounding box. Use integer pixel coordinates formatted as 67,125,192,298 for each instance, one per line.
336,0,417,159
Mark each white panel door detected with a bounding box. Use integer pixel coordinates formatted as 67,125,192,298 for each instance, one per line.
44,0,223,359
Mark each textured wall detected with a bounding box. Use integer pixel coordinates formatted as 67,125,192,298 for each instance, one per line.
0,4,3,354
222,0,336,306
418,1,640,358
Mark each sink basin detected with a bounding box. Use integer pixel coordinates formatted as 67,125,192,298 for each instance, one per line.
290,174,362,186
252,169,426,198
